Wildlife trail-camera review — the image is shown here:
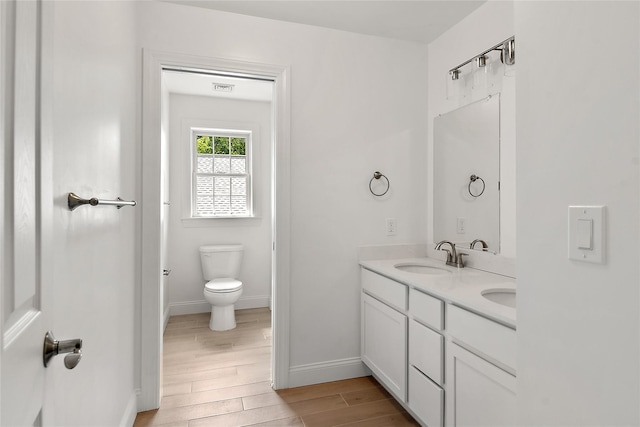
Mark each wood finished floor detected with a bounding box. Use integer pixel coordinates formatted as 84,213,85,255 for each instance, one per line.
134,308,419,427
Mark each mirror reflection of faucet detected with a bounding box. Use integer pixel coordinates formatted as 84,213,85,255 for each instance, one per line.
469,239,497,254
470,239,488,250
435,240,467,268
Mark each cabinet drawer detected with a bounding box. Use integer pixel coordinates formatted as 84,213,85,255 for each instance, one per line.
362,268,407,310
448,305,516,371
409,320,443,385
410,288,444,330
409,366,443,427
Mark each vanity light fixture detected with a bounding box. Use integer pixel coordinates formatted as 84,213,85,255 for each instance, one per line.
449,36,515,80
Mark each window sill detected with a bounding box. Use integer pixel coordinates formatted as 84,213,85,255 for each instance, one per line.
181,216,262,228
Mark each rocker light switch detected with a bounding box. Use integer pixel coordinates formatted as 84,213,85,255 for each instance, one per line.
576,219,593,249
569,206,605,264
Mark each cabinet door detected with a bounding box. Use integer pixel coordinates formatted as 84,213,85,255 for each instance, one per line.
446,343,516,427
362,293,407,402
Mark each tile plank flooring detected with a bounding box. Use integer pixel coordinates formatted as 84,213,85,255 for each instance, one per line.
134,308,419,427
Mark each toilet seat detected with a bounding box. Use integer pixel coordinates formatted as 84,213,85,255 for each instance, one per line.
205,278,242,293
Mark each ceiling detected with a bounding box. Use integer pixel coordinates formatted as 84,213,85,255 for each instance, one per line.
163,1,486,99
163,0,486,44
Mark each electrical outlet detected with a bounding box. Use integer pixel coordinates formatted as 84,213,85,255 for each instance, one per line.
386,218,397,236
457,217,466,234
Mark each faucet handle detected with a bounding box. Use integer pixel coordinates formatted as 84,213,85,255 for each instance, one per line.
456,252,468,268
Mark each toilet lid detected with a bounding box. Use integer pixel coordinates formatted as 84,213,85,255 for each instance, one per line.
205,278,242,293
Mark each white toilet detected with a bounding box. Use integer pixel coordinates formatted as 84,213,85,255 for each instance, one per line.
199,244,244,331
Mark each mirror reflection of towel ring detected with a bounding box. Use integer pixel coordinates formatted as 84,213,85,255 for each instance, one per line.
369,171,390,197
468,174,485,197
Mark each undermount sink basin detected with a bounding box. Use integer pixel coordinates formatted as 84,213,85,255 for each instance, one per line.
394,263,451,275
481,288,516,308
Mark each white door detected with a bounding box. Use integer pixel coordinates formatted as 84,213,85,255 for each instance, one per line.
1,1,54,425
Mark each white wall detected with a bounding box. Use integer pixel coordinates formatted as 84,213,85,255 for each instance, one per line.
427,1,516,274
48,1,138,425
136,1,428,378
515,2,639,425
166,94,272,314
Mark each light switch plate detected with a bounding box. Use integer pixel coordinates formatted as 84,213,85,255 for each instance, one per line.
568,206,605,263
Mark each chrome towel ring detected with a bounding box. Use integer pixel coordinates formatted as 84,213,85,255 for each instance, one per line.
468,174,485,197
369,171,390,197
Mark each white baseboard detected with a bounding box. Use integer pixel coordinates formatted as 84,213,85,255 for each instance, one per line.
170,300,210,316
169,295,271,316
236,295,271,310
120,390,138,427
288,357,369,388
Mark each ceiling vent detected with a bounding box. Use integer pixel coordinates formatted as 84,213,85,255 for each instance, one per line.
212,83,234,93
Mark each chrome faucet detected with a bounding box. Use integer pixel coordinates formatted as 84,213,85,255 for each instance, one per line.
435,240,468,268
470,239,488,251
435,240,456,267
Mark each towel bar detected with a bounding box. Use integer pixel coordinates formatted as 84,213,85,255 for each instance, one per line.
68,193,136,211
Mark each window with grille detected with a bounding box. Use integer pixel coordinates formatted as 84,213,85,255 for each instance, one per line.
192,129,252,217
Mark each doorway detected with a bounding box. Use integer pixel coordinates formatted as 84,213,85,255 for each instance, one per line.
139,51,291,411
160,69,274,320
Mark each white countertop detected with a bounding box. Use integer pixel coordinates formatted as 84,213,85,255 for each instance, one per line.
359,257,516,328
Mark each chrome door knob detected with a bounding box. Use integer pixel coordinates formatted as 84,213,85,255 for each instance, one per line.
43,331,83,369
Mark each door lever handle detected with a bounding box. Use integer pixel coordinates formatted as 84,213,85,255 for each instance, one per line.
43,331,83,369
63,348,82,369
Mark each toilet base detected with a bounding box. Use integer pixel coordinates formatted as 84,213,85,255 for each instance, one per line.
209,304,236,331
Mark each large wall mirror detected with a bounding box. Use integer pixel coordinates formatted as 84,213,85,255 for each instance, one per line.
433,95,500,253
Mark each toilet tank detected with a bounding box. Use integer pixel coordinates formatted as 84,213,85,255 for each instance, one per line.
199,244,243,280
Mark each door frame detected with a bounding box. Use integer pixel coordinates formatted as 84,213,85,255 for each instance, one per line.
138,49,291,410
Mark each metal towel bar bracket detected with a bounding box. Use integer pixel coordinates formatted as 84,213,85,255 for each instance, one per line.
68,192,137,211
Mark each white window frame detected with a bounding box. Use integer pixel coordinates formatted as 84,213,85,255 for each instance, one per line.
191,127,254,218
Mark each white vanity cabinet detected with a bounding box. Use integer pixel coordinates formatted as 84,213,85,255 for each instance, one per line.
446,305,517,427
360,263,516,427
361,268,408,402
